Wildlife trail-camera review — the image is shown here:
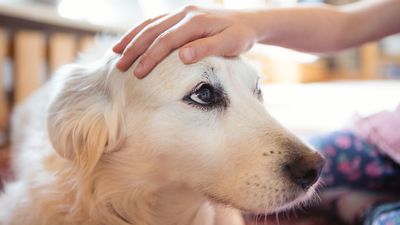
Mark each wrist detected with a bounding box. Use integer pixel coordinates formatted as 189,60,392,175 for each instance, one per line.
239,10,270,43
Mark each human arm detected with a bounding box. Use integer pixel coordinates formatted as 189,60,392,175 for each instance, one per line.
113,0,400,78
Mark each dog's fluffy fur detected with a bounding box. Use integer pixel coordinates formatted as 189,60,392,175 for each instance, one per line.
0,49,324,225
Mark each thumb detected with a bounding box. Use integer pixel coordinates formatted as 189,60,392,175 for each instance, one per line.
179,33,227,64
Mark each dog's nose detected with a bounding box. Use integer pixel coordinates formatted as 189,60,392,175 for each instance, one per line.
285,152,325,190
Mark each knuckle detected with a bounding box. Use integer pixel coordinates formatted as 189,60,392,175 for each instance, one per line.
183,5,198,13
198,41,214,54
229,48,242,56
122,48,137,60
157,33,171,44
125,44,138,54
141,51,160,68
230,43,246,56
189,13,207,24
143,24,157,34
207,42,217,51
151,38,171,55
235,36,246,48
140,52,150,63
146,40,172,62
227,41,244,56
143,18,153,25
237,34,254,51
124,41,146,57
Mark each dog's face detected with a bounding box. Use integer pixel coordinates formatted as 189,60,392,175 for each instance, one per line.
48,51,324,214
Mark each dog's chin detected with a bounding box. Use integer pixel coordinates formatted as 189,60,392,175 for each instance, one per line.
264,188,316,215
254,186,318,216
203,193,256,213
204,185,317,216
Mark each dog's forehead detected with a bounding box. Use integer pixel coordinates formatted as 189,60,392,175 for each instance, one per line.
182,56,260,89
179,58,259,97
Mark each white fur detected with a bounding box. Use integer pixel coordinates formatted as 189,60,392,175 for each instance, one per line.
0,49,322,225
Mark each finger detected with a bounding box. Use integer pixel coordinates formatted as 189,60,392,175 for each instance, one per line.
112,14,167,54
133,16,210,78
179,33,227,64
179,28,250,64
116,11,188,71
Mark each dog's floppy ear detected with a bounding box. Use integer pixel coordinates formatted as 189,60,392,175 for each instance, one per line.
47,63,125,172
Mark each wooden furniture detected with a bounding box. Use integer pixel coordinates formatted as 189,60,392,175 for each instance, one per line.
0,2,122,149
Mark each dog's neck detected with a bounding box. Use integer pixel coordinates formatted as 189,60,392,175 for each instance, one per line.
81,146,219,225
103,182,216,225
47,150,232,225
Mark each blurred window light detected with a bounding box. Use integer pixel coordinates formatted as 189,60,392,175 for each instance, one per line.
57,0,217,29
224,0,298,9
137,0,217,18
251,44,319,64
58,0,100,20
57,0,144,29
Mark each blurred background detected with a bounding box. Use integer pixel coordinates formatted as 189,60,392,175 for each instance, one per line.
0,1,399,224
0,0,399,150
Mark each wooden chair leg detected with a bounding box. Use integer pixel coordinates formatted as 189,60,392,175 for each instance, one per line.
13,30,46,104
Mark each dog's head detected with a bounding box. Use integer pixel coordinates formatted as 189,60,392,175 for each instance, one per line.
48,51,324,214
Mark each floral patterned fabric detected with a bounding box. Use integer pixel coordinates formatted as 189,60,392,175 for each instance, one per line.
310,131,400,225
310,130,400,192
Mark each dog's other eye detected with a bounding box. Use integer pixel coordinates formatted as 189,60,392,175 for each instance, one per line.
190,84,213,105
184,82,227,110
255,82,263,101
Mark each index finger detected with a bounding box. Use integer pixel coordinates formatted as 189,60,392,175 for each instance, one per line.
112,14,167,53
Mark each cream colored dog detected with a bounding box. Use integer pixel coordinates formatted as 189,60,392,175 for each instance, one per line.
0,49,324,225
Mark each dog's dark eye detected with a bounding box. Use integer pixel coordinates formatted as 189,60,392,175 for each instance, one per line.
255,82,263,101
190,83,213,105
184,82,227,110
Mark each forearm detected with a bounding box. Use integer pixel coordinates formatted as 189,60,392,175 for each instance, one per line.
249,0,400,53
342,0,400,49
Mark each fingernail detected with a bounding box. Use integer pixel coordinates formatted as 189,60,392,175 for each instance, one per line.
181,47,195,63
134,61,145,77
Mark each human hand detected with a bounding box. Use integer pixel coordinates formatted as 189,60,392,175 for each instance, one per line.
113,5,258,78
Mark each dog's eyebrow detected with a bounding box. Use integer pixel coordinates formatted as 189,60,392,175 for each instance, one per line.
201,67,227,97
202,66,221,87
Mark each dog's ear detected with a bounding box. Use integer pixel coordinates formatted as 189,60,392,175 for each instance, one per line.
47,64,125,172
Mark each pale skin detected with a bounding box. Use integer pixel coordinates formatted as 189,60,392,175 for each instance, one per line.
113,0,400,78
